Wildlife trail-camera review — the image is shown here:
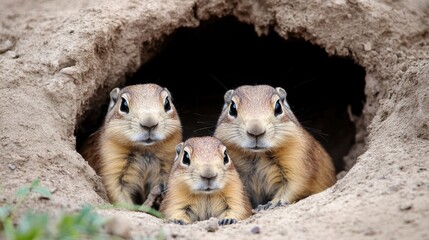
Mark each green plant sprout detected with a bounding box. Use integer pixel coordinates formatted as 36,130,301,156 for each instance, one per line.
0,179,109,240
0,178,167,240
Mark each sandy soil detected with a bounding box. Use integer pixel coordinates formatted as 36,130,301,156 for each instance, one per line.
1,0,428,239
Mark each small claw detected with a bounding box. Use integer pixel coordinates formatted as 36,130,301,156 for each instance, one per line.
253,201,289,213
274,200,289,208
254,202,272,212
218,218,238,225
171,219,186,225
254,206,261,213
264,202,272,210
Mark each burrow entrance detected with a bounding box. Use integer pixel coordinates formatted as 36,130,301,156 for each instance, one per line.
76,16,366,173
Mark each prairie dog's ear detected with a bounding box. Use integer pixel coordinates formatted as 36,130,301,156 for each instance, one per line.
108,87,121,111
163,87,173,100
276,87,291,109
224,90,234,103
276,87,287,100
222,89,234,111
174,142,184,161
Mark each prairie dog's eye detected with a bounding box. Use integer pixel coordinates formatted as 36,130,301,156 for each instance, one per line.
182,151,190,166
120,97,129,114
164,96,171,112
229,101,237,117
274,99,283,116
223,150,229,165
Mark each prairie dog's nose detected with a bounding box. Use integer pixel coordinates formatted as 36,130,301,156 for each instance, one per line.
200,168,217,182
140,117,158,131
246,119,266,138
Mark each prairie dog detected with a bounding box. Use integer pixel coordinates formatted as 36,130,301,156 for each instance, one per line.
213,85,336,209
159,136,252,225
80,83,182,207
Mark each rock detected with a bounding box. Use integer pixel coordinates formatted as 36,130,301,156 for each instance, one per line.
206,218,219,232
364,42,372,51
251,226,261,234
8,163,16,170
6,50,19,59
0,35,16,54
399,203,413,211
104,216,132,239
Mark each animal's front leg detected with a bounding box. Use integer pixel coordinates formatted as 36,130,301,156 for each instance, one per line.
105,180,134,206
165,211,191,225
253,185,290,212
270,184,293,207
141,184,164,209
218,210,241,225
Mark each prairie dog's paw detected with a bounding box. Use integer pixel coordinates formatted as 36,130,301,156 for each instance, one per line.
252,202,273,213
272,200,289,208
218,218,238,225
252,200,289,213
142,185,163,208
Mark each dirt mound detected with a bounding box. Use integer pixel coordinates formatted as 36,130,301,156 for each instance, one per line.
1,0,428,239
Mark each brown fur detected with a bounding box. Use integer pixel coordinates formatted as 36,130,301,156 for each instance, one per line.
213,85,336,208
80,83,182,207
159,137,252,224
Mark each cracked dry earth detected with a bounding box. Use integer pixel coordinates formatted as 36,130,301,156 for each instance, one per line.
0,0,429,239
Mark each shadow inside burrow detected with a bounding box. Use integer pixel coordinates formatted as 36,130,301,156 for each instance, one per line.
75,15,366,179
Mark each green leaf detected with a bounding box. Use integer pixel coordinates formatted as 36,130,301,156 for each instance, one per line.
97,202,163,218
1,181,120,240
56,214,78,239
30,179,40,189
3,218,16,240
56,206,105,239
14,212,49,240
0,206,11,221
138,205,163,219
32,186,52,199
15,186,30,199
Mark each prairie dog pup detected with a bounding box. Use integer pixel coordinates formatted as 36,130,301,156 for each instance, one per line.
80,83,182,207
213,85,336,209
159,137,252,225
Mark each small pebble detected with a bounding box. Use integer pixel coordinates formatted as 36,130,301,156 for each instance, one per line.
336,171,347,180
251,226,260,234
399,203,413,211
389,186,399,192
8,163,16,170
404,219,414,224
6,50,19,59
206,218,219,232
363,42,372,51
0,38,15,54
105,216,131,239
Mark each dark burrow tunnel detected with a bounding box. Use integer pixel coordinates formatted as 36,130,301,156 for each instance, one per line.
76,16,366,173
